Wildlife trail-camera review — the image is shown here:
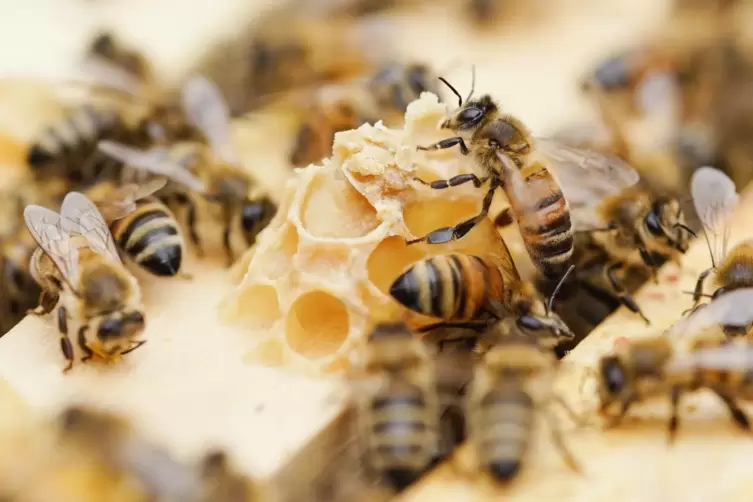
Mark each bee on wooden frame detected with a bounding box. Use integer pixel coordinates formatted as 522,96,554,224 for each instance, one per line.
97,75,278,266
597,287,753,440
24,191,147,372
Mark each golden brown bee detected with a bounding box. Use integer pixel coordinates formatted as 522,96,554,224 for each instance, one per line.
58,405,201,500
291,62,438,167
389,250,574,346
84,179,188,278
466,323,581,482
353,322,441,491
85,31,155,85
687,167,753,337
198,450,257,502
408,75,641,284
98,76,277,266
24,192,146,372
597,287,753,440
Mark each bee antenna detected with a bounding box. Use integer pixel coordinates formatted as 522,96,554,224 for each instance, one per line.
466,64,476,104
674,223,697,238
438,77,462,107
681,290,713,298
547,265,575,314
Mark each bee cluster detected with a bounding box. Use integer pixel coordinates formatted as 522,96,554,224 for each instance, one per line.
5,0,753,500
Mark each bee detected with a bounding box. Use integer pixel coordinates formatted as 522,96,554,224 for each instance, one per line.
407,74,641,286
290,62,438,167
597,287,753,440
24,191,146,372
688,167,747,324
97,75,278,266
353,321,441,491
466,321,582,482
198,450,257,502
85,31,155,85
83,178,188,278
58,405,201,500
389,244,575,346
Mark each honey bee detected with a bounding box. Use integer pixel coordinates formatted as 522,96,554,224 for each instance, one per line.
389,247,575,346
97,75,278,265
85,31,155,85
688,167,745,310
466,322,582,482
291,62,438,167
353,321,441,491
24,191,146,372
597,287,753,440
198,450,257,502
58,405,201,500
83,178,188,278
407,75,641,284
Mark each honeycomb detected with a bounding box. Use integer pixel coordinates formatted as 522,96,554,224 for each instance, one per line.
221,93,519,374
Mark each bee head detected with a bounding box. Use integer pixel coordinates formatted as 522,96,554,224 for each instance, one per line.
644,197,694,253
441,94,497,131
96,310,145,348
241,197,277,245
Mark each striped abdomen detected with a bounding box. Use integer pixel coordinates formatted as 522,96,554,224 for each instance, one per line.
27,105,131,184
514,166,573,279
110,198,184,276
472,387,534,482
368,381,436,490
389,254,505,320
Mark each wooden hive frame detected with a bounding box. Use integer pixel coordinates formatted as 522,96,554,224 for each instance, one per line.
6,0,751,500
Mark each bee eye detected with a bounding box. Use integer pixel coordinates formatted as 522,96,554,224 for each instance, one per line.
458,107,483,124
645,210,664,237
517,316,544,331
242,200,273,232
601,358,625,394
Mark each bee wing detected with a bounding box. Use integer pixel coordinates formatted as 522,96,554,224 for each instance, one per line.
23,205,80,283
97,140,207,193
691,166,738,266
95,178,168,221
181,75,239,165
535,137,640,206
666,342,753,373
59,192,122,264
667,288,753,339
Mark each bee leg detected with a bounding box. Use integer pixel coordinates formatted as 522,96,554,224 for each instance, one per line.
602,396,634,429
416,137,470,155
689,267,713,310
121,340,147,356
222,225,234,267
415,321,489,334
605,262,650,325
186,198,204,258
710,388,751,432
406,179,499,245
638,247,660,284
28,290,59,316
57,307,75,373
413,173,488,190
544,408,582,474
493,207,514,229
667,385,682,444
77,326,93,364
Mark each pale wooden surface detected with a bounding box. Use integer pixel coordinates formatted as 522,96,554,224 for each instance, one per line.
0,0,683,498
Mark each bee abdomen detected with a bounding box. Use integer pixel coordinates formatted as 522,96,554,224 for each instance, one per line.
389,254,503,320
519,171,573,279
476,390,534,482
112,203,183,277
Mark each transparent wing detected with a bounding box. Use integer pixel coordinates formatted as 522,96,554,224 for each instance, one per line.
666,341,753,373
23,205,80,283
60,192,121,264
667,288,753,339
181,75,239,165
691,166,738,267
78,57,145,98
98,140,207,193
94,178,168,221
535,137,640,208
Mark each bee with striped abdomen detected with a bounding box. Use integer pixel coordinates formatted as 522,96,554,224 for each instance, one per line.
467,320,582,482
354,321,441,492
24,192,146,372
408,73,641,285
597,288,753,440
98,75,277,266
84,178,189,278
388,246,574,348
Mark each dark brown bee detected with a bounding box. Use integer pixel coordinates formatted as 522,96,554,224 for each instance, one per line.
408,74,640,284
467,323,582,482
597,288,753,440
